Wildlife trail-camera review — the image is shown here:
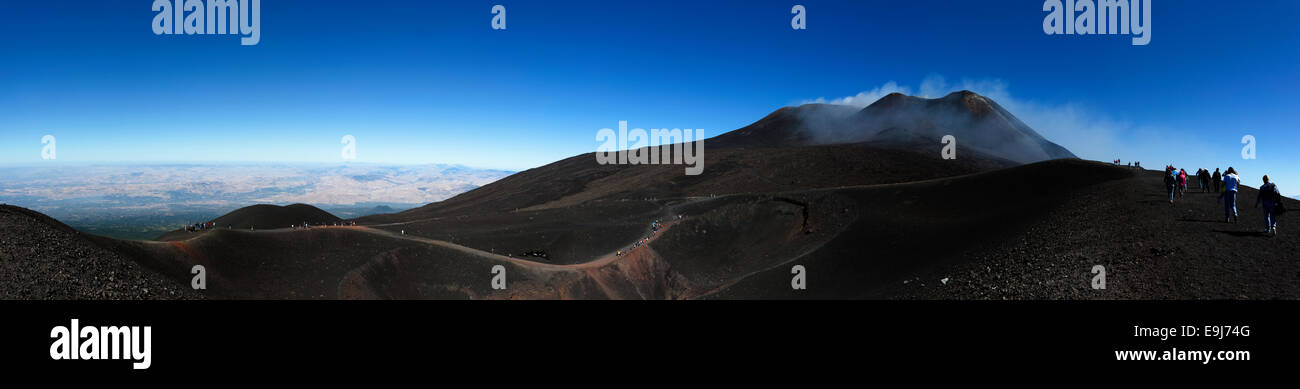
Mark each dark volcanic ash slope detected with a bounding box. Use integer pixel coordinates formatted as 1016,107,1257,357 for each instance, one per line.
104,222,688,300
104,227,491,299
879,167,1300,300
705,161,1300,300
362,143,1019,228
672,159,1135,299
0,205,200,299
360,143,1015,223
353,142,1017,264
212,203,341,230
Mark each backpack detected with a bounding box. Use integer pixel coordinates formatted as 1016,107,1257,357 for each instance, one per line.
1265,184,1286,214
1263,183,1282,202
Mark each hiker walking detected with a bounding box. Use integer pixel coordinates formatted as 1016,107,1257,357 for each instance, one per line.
1164,167,1178,204
1178,169,1188,195
1255,175,1282,235
1221,167,1241,223
1206,167,1216,193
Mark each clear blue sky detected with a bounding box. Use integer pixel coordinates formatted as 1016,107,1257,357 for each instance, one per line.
2,1,1298,193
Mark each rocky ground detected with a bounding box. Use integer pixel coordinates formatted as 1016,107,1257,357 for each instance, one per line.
0,205,200,299
887,168,1300,299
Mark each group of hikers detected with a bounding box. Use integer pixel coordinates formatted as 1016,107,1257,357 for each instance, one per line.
291,221,356,230
616,217,676,257
1163,167,1223,197
186,220,358,232
1164,165,1285,235
1117,159,1142,170
184,221,218,232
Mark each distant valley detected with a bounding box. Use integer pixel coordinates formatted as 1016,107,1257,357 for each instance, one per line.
0,163,512,240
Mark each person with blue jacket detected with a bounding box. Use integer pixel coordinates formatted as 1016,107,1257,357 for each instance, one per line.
1164,166,1178,204
1221,167,1241,223
1255,175,1281,235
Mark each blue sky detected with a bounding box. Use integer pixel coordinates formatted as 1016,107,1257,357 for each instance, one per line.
2,0,1298,193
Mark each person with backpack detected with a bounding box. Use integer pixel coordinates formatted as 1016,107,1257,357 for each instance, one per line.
1165,167,1178,204
1255,175,1282,235
1206,167,1216,193
1221,167,1241,223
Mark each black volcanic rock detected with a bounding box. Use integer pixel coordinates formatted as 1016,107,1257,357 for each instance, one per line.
0,205,199,299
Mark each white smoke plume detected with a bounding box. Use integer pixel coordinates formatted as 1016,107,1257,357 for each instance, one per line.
800,75,1127,163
